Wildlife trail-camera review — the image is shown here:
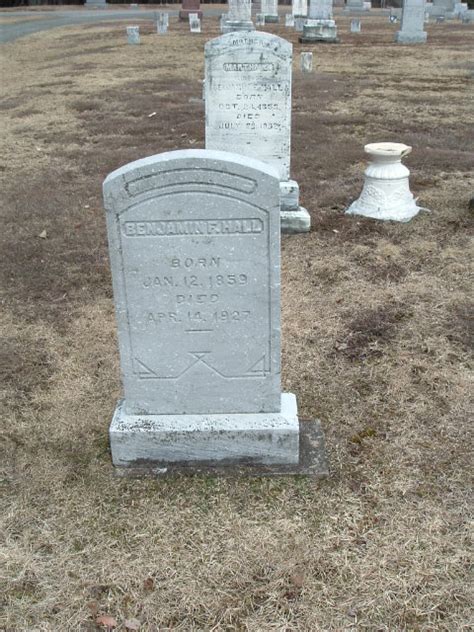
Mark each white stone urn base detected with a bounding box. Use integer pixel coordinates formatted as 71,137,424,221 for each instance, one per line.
346,142,421,222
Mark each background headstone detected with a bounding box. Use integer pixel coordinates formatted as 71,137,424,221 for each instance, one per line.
180,0,202,21
261,0,279,22
190,17,201,32
285,13,296,26
300,0,339,42
300,51,313,72
126,25,140,45
351,17,361,30
256,13,266,25
223,0,255,32
396,0,428,43
292,0,308,16
104,149,303,468
156,12,169,34
205,31,310,232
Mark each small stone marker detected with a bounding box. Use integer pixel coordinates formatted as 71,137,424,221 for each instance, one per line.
262,0,279,22
285,13,296,26
300,51,313,72
205,31,310,233
256,13,266,25
157,12,169,34
127,25,140,44
346,142,421,222
295,16,306,30
104,149,328,475
190,16,201,32
180,0,202,20
350,17,361,31
396,0,427,42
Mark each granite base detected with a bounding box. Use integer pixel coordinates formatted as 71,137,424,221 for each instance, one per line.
395,31,427,43
111,393,303,469
281,207,311,233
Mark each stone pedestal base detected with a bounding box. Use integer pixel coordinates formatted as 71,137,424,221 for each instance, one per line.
281,208,311,233
179,9,203,20
395,31,427,43
111,393,302,469
221,19,255,33
280,180,311,233
299,19,339,43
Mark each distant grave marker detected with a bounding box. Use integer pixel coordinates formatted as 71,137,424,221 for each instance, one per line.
126,25,140,44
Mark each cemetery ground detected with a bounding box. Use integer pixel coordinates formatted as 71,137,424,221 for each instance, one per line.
1,13,473,632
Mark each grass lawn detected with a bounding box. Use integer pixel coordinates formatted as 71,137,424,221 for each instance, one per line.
1,14,473,631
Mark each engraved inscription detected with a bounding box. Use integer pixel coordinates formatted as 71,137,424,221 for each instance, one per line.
205,33,292,181
123,218,263,237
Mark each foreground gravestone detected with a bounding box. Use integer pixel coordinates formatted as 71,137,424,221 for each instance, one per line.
180,0,202,20
205,32,310,233
126,26,140,44
104,149,327,474
223,0,255,32
300,0,339,42
396,0,427,42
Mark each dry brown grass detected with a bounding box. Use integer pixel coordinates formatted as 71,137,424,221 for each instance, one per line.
1,15,473,632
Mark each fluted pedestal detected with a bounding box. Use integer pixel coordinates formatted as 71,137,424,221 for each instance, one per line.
346,143,421,222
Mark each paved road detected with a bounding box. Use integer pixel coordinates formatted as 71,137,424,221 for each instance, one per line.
0,7,224,43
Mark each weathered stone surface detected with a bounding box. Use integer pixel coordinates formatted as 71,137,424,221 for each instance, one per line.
300,51,313,72
262,0,279,21
222,0,255,32
126,25,140,44
292,0,308,15
396,0,427,43
157,12,169,34
205,32,291,182
301,0,339,42
205,32,310,233
351,17,361,31
190,16,201,32
285,13,296,25
179,0,202,20
346,142,421,222
104,149,283,416
110,393,300,466
103,149,317,469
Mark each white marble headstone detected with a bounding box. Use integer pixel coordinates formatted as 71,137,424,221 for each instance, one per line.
308,0,333,19
127,25,140,44
396,0,427,42
205,32,292,182
292,0,308,16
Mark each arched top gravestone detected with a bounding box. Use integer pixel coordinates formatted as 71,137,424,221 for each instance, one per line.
205,32,292,182
104,149,282,417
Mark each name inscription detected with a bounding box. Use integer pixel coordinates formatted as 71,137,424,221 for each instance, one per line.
123,218,263,237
